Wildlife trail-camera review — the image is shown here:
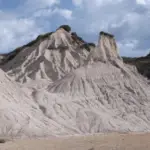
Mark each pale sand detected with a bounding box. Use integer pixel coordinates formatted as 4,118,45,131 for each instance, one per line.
0,133,150,150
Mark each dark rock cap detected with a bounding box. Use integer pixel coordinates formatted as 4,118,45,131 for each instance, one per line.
58,25,71,32
100,31,114,38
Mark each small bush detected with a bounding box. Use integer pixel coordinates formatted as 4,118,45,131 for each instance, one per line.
100,31,114,37
122,56,150,79
71,32,85,43
77,36,84,43
80,43,91,52
59,25,71,32
88,43,96,47
80,43,95,52
71,32,78,37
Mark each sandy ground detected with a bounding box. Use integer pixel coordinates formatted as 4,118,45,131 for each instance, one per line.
0,133,150,150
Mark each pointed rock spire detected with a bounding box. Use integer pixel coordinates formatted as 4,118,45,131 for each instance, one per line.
88,31,121,63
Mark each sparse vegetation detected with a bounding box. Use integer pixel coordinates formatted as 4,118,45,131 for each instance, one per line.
71,32,96,52
80,43,96,52
100,31,114,38
71,32,85,43
80,43,91,52
71,32,95,52
77,36,84,43
123,56,150,79
88,43,96,47
71,32,77,36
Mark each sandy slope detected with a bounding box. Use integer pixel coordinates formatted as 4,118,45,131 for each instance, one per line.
0,133,150,150
33,60,150,134
0,28,149,137
32,32,150,134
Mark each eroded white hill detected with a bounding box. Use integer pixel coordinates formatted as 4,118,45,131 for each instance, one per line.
33,36,150,134
0,26,149,138
1,28,90,83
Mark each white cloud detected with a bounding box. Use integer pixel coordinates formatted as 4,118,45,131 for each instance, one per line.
33,8,72,20
53,8,73,20
0,0,72,53
72,0,124,8
118,41,149,57
69,0,150,56
0,0,150,57
0,17,42,53
33,9,53,18
72,0,83,6
136,0,146,5
24,0,60,12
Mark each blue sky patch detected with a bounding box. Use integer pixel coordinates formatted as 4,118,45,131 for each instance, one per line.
0,0,150,57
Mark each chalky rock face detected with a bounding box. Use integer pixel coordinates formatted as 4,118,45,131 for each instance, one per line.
1,28,89,83
99,32,120,60
38,58,150,134
31,31,150,134
89,32,121,63
0,27,149,138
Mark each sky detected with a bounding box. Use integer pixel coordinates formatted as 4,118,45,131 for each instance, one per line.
0,0,150,57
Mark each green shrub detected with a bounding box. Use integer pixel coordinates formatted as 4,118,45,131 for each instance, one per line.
80,43,91,52
77,36,84,42
71,32,77,36
88,43,96,47
59,25,71,32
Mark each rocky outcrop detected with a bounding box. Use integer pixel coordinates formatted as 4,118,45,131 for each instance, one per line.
88,31,121,63
99,32,120,61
